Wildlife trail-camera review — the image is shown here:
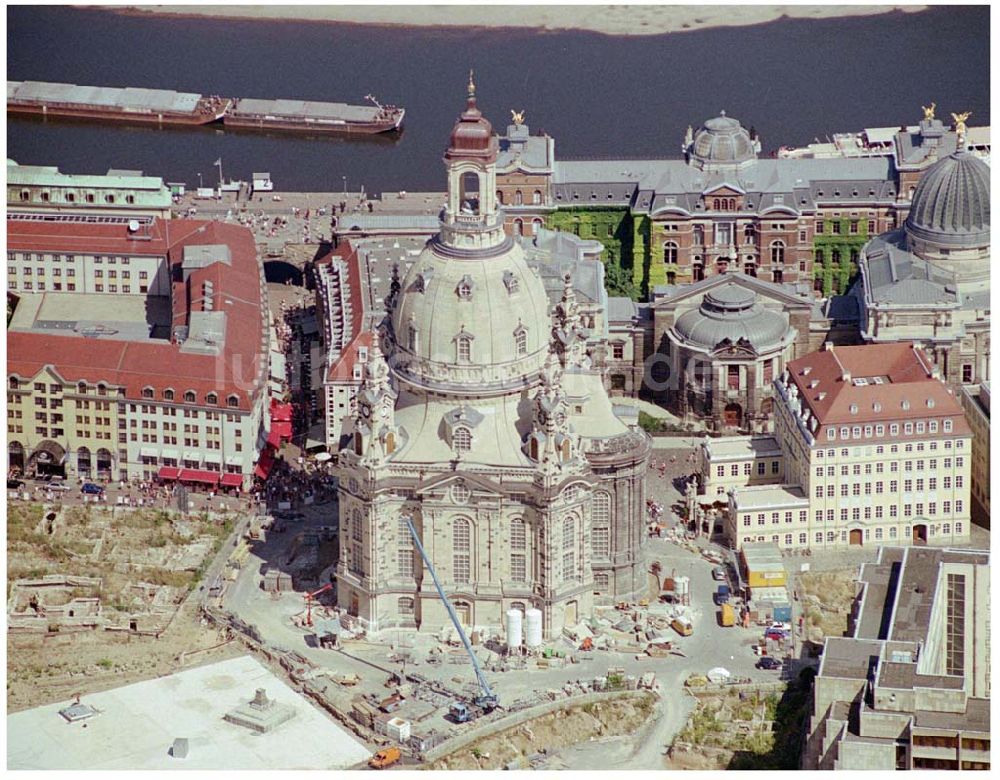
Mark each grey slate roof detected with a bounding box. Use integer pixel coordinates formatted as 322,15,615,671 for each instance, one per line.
861,232,961,306
553,156,896,215
496,124,552,172
607,296,638,323
672,281,792,351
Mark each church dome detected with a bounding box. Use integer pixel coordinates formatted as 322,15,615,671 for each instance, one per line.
390,239,552,393
690,111,758,170
673,281,790,352
905,151,990,249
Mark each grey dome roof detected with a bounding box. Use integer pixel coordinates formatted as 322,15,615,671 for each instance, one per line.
690,111,758,170
905,151,990,249
673,282,790,352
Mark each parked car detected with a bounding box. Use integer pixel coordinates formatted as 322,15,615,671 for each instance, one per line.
48,483,73,492
81,482,105,495
7,478,24,490
765,628,789,641
712,567,728,581
756,656,782,670
768,621,792,632
714,584,731,605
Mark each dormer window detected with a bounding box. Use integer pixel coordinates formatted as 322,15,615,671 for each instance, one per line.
164,388,175,401
206,392,218,405
456,275,474,300
184,390,196,403
503,270,519,294
77,381,87,394
227,394,239,408
453,427,472,452
943,419,953,433
142,386,154,399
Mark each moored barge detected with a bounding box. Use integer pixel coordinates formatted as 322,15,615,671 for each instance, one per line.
7,80,230,126
223,94,404,135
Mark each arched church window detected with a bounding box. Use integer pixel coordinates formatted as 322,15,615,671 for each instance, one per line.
456,333,472,363
453,519,471,583
514,190,523,206
496,190,504,205
460,172,481,214
663,242,678,264
532,190,542,205
532,218,543,234
397,517,414,577
514,327,528,356
513,218,523,236
510,517,527,582
592,492,611,560
408,325,418,352
744,223,756,243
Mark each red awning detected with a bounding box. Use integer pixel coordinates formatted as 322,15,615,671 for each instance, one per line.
254,448,276,480
270,401,293,422
267,421,293,449
220,473,243,488
178,469,220,485
157,466,181,481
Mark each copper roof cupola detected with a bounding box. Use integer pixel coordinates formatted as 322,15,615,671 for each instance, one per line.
445,71,497,163
437,73,507,252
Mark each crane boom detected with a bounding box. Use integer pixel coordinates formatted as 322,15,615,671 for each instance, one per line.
403,514,497,708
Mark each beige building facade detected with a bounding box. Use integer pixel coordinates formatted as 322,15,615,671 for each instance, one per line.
713,343,972,552
334,84,650,639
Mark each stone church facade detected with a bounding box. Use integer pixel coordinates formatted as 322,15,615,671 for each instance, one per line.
334,80,650,639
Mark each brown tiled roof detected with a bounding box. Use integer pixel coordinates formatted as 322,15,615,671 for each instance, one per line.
7,219,266,412
785,343,970,442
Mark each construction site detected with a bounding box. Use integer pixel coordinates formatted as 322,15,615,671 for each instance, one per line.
6,502,239,712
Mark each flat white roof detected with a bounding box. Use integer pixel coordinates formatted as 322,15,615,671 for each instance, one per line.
704,434,782,463
731,484,808,511
7,654,371,770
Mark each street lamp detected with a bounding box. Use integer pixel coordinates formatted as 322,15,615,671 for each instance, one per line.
197,172,203,189
342,176,347,195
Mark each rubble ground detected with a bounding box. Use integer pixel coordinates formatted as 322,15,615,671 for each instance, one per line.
427,692,656,770
6,503,238,712
797,569,858,641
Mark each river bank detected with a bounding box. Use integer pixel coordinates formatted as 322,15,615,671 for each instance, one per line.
112,4,928,37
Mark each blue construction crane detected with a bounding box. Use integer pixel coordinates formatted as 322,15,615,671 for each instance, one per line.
403,514,498,720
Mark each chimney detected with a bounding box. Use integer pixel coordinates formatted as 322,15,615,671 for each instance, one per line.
823,341,834,351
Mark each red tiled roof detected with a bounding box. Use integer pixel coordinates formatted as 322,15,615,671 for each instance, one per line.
327,330,375,383
316,242,370,385
7,219,267,412
785,343,970,443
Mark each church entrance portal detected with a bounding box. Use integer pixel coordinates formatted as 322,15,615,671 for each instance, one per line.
849,529,863,546
913,524,928,544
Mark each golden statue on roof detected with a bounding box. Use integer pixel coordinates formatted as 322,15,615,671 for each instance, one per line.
921,102,936,121
467,69,476,97
951,111,972,146
511,109,526,126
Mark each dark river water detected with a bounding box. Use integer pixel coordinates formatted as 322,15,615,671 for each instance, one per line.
7,5,990,192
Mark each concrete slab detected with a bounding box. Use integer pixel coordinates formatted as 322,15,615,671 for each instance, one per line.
7,654,371,770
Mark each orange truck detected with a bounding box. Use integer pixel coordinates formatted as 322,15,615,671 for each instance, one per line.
368,747,402,769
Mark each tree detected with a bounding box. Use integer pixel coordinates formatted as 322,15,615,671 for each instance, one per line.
603,259,639,300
